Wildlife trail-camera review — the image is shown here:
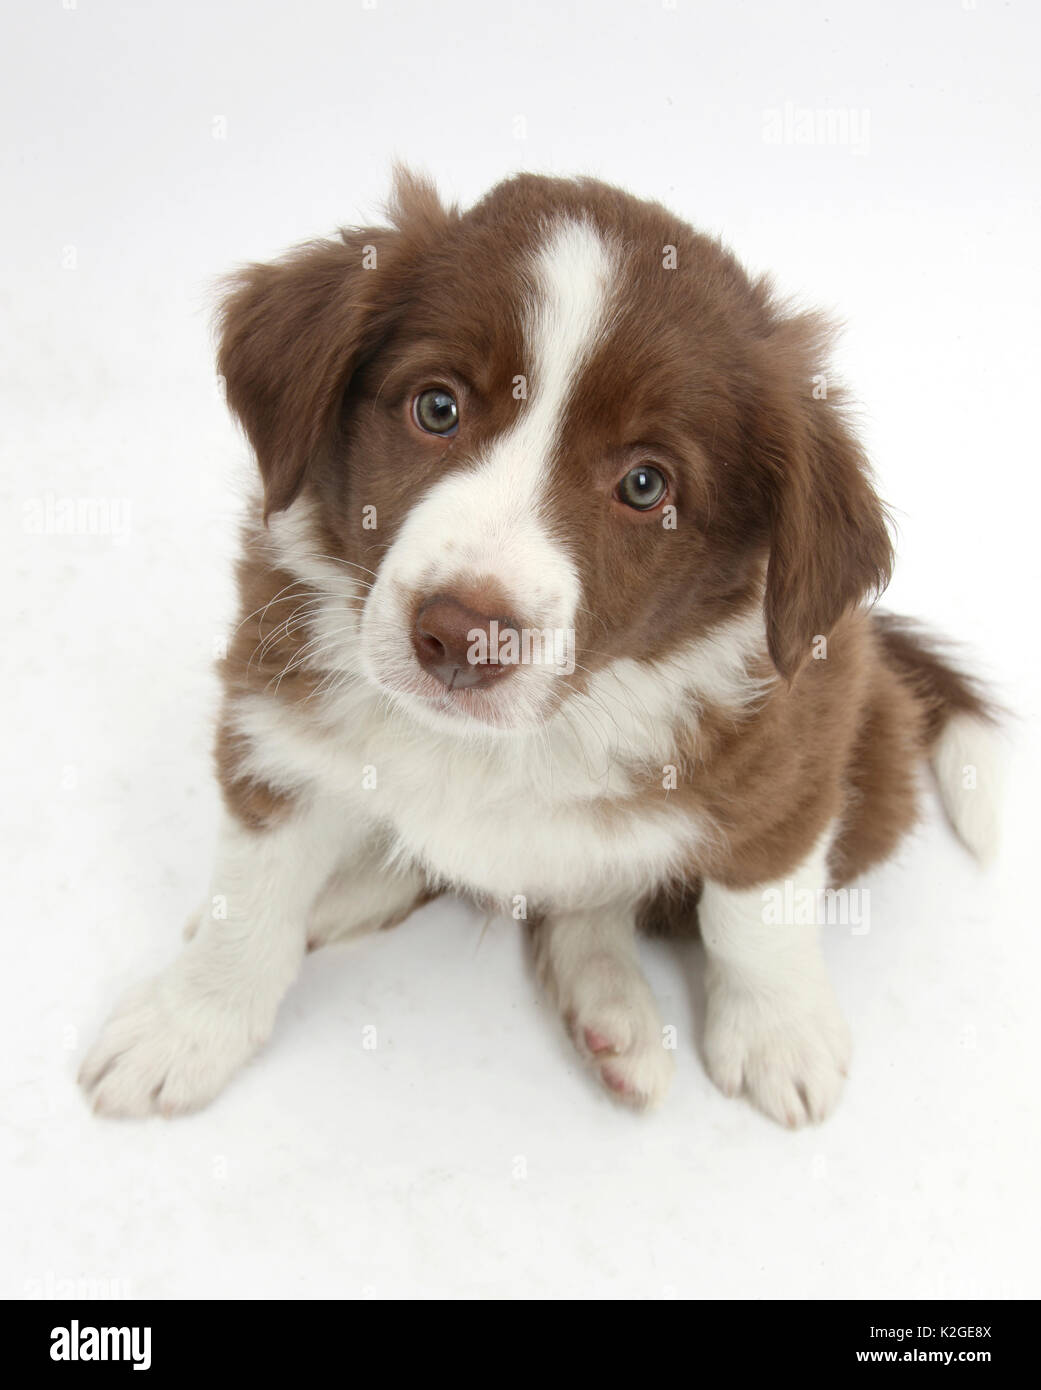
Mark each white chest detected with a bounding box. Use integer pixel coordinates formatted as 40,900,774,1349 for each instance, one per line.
234,689,701,910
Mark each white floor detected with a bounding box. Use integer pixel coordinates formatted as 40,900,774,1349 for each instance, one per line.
4,0,1040,1301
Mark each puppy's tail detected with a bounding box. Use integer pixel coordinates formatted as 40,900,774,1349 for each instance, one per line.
874,613,1004,864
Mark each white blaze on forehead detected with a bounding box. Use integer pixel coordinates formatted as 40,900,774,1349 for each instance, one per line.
518,218,619,480
374,218,618,626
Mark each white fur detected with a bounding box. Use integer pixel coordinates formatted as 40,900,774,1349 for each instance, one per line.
306,838,429,948
931,712,1003,865
227,680,701,910
700,832,852,1127
576,602,773,770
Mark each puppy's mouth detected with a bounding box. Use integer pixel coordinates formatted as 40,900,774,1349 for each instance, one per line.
416,673,523,726
421,663,514,709
367,651,534,730
361,671,537,739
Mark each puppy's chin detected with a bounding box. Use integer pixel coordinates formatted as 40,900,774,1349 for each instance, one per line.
397,690,542,738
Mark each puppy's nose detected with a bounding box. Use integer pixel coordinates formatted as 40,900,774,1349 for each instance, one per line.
412,595,517,690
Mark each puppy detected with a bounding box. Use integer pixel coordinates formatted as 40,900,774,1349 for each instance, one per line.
80,170,999,1126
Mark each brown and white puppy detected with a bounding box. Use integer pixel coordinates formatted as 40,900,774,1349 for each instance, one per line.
80,170,999,1126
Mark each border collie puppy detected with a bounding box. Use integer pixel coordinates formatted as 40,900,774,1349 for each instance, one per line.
80,171,999,1126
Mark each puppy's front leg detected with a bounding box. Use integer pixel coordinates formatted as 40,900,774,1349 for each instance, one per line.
534,905,674,1109
700,842,851,1127
80,799,350,1117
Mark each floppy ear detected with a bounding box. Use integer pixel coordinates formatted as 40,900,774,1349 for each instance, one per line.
754,316,893,681
217,169,452,518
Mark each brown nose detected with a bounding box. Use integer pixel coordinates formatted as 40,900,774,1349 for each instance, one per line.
412,595,518,690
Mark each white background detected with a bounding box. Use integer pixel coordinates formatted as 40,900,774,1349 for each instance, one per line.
3,0,1039,1299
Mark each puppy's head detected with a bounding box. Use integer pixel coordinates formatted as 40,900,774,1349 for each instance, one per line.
218,170,891,733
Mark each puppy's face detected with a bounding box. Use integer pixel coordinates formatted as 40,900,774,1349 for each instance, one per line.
220,174,892,733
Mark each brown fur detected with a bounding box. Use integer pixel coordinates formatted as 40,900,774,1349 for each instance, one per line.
214,533,331,829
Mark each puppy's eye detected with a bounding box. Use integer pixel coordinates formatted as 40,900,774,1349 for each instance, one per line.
617,464,667,511
412,388,459,436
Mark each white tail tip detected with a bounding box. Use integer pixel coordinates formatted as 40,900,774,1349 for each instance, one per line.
931,712,1004,865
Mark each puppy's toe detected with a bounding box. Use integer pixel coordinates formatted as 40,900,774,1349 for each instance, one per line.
80,969,271,1119
704,973,851,1127
595,1038,674,1110
564,959,674,1110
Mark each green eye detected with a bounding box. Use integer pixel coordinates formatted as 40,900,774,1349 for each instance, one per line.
617,464,667,510
413,388,459,435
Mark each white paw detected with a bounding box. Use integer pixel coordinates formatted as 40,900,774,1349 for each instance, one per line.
79,964,273,1118
703,965,851,1127
560,952,674,1110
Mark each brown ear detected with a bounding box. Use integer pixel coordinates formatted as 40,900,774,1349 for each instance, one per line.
217,169,452,518
754,316,893,681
